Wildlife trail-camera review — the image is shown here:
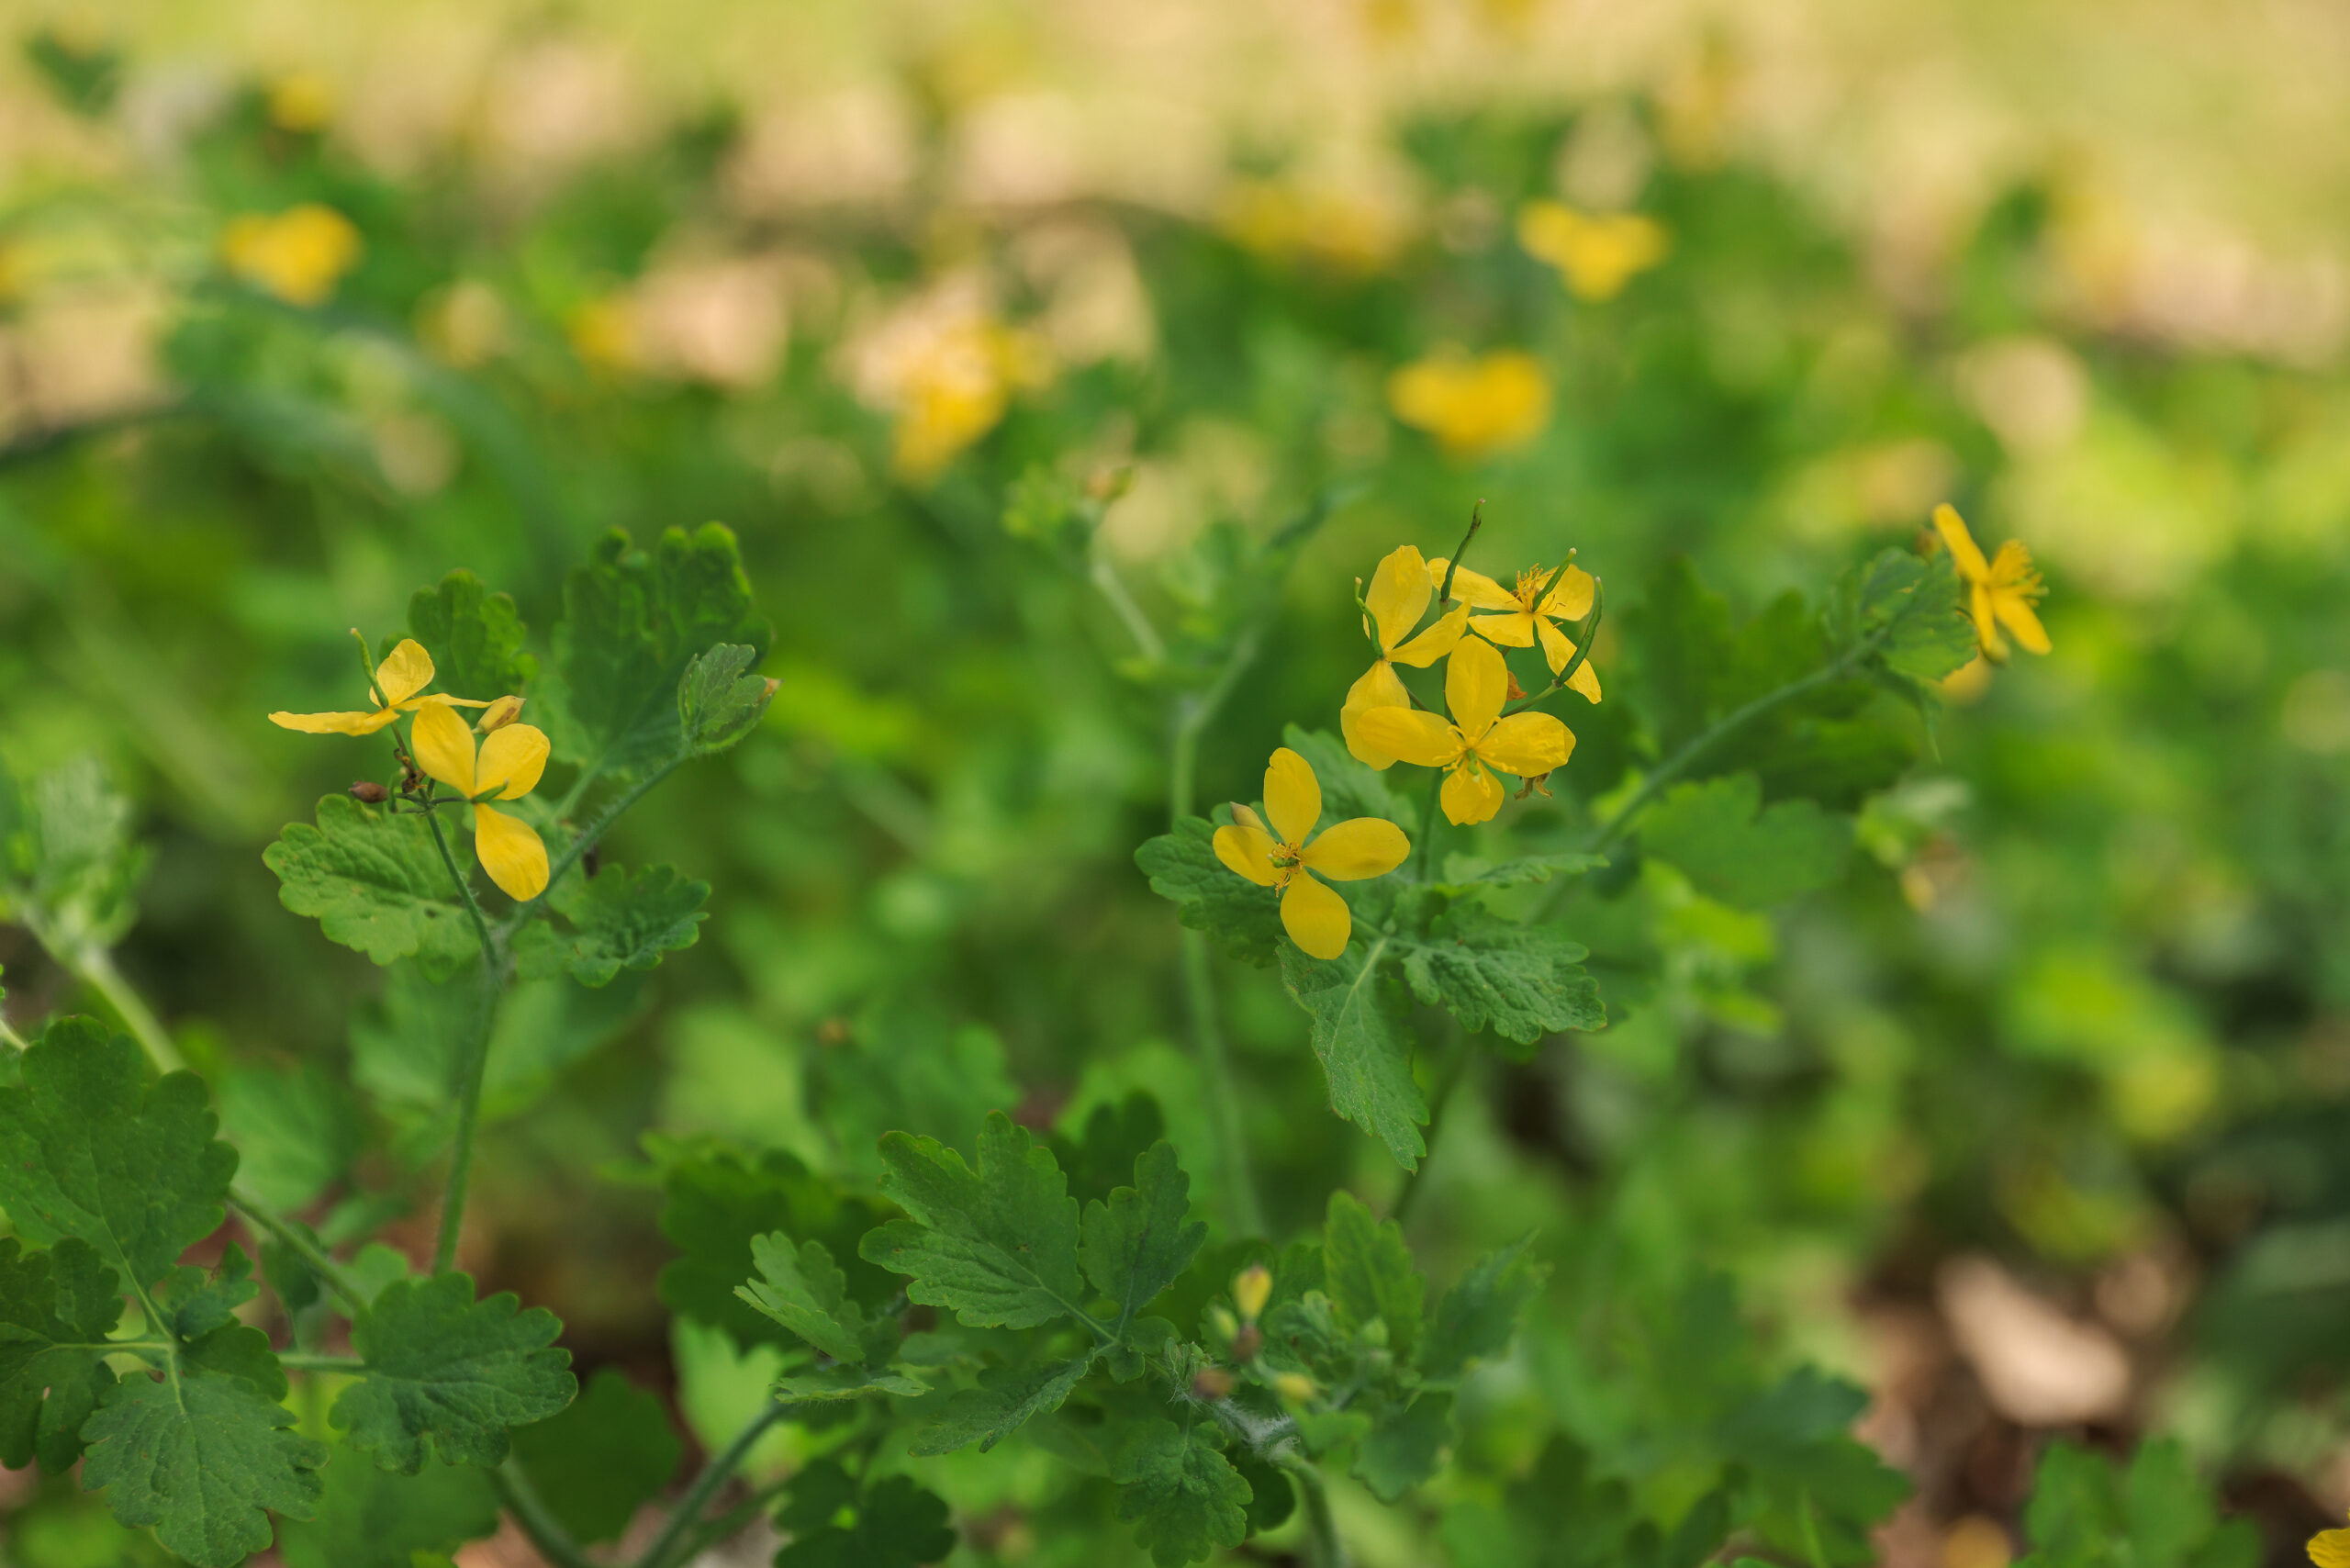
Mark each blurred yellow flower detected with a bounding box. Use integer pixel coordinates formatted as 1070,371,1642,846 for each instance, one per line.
1352,637,1573,825
410,703,552,902
1340,544,1470,767
2310,1520,2350,1568
220,204,362,308
567,293,640,373
1516,200,1670,301
269,638,489,736
1933,503,2051,662
1213,747,1410,960
1387,350,1550,460
1219,179,1409,274
891,317,1050,482
1232,1263,1271,1323
1428,555,1602,700
267,73,336,133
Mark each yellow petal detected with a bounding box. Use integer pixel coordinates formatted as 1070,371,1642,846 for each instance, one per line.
1970,581,2008,661
373,638,437,708
269,708,397,735
476,722,550,801
1440,760,1505,826
1536,564,1595,621
1352,707,1465,769
473,804,549,901
1534,622,1604,701
1341,663,1413,769
1993,590,2052,655
1445,636,1508,744
1476,711,1575,777
1471,610,1537,648
1932,503,1990,583
2311,1527,2350,1568
1302,818,1410,881
1263,746,1321,846
1364,545,1431,656
1213,823,1284,887
1280,872,1352,960
1568,655,1602,703
1388,602,1470,667
403,693,492,711
409,702,477,797
1426,558,1518,611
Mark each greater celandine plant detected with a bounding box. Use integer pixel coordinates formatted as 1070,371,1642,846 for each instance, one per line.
0,504,2059,1568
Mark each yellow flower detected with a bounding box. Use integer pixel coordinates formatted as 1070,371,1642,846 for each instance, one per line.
1352,637,1574,825
1232,1263,1272,1323
1213,747,1411,960
409,703,552,902
267,73,336,133
1932,503,2051,662
1516,200,1671,301
2311,1521,2350,1568
1427,555,1602,701
1387,351,1551,460
1340,545,1471,768
220,204,362,308
890,319,1050,483
269,638,489,736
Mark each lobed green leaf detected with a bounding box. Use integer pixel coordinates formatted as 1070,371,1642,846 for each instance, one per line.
334,1272,576,1473
263,796,475,969
82,1361,327,1568
861,1112,1087,1330
1136,817,1284,967
1639,773,1852,909
0,1237,122,1473
407,569,537,701
1280,940,1426,1170
506,1369,681,1547
1400,903,1604,1048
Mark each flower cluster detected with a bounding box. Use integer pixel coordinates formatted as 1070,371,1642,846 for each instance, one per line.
1217,535,1602,958
270,638,551,900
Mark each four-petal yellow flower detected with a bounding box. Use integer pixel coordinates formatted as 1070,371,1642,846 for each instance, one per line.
1934,503,2050,663
1427,556,1602,701
1386,351,1552,461
410,702,553,902
1516,200,1671,302
269,638,488,736
1352,638,1575,826
1340,544,1471,768
1213,747,1410,960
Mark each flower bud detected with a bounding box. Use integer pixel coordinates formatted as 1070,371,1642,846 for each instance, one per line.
348,780,391,803
1272,1372,1316,1404
476,694,525,733
1190,1367,1236,1401
1233,1263,1272,1323
1233,1323,1263,1361
1206,1305,1238,1343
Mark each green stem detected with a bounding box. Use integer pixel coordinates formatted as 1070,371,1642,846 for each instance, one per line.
275,1350,365,1372
1391,1032,1469,1225
421,799,503,1276
73,945,185,1074
1181,929,1266,1238
512,753,686,931
670,1473,795,1563
1282,1457,1346,1568
0,1014,28,1052
1412,767,1446,882
1437,501,1483,608
497,1462,600,1568
227,1191,367,1313
640,1401,793,1568
1090,554,1169,665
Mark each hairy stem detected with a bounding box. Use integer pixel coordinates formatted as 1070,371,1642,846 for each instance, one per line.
73,945,185,1075
1283,1456,1347,1568
1090,554,1169,665
497,1462,600,1568
422,799,503,1275
639,1400,793,1568
227,1191,367,1313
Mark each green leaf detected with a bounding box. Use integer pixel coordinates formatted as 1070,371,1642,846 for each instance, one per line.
2020,1440,2257,1568
1434,849,1606,890
1111,1417,1251,1567
1233,1450,1297,1533
1049,1092,1167,1206
772,1364,929,1402
1323,1191,1424,1360
1718,1368,1909,1563
506,1369,681,1547
1400,903,1604,1047
655,1143,888,1352
775,1468,958,1568
542,864,710,987
157,1245,259,1342
1628,555,1737,751
407,570,537,701
81,1361,327,1568
216,1063,365,1212
0,755,148,950
1278,723,1404,823
1355,1392,1452,1503
545,524,771,780
0,1020,237,1291
1080,1143,1207,1327
1280,940,1426,1170
678,643,775,756
861,1112,1087,1330
810,1004,1019,1182
1839,548,1975,683
1136,817,1283,967
911,1353,1095,1453
334,1272,576,1473
1419,1235,1547,1383
0,1237,121,1472
1639,774,1852,909
352,959,647,1123
277,1454,500,1568
263,796,476,969
736,1232,865,1363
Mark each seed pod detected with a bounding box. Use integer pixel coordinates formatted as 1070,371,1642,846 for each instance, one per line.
476,694,525,733
1190,1367,1236,1401
348,780,391,803
1233,1324,1263,1361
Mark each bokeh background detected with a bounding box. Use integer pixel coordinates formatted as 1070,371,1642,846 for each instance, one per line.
5,0,2350,1563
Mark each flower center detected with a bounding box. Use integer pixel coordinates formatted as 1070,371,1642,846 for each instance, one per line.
1270,842,1306,884
1514,566,1546,610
